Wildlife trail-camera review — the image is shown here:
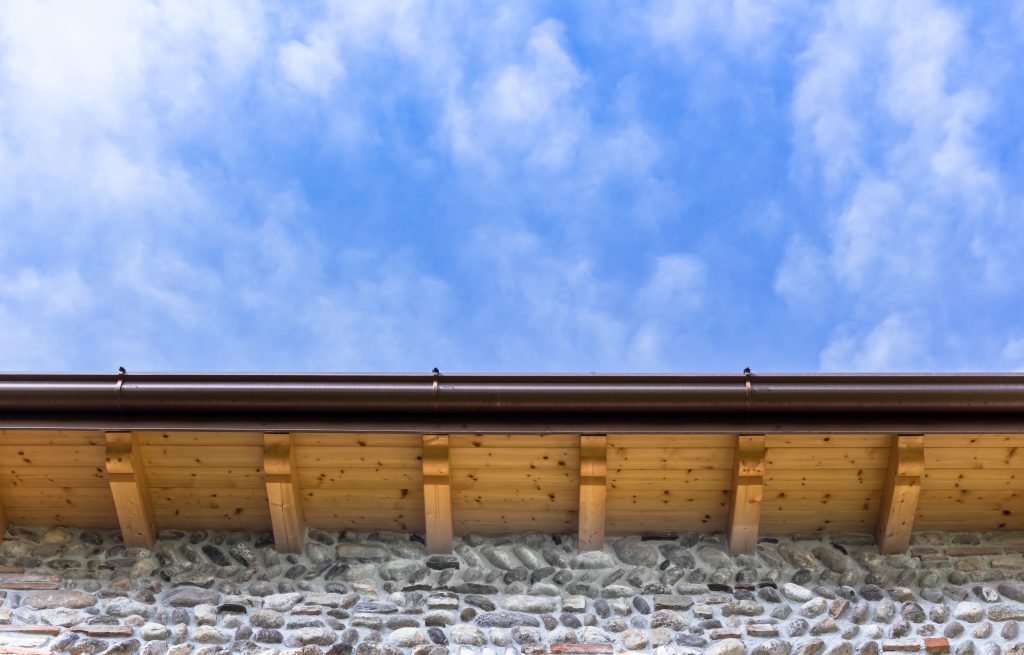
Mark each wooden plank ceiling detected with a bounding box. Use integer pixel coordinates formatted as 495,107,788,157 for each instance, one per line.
1,430,1022,555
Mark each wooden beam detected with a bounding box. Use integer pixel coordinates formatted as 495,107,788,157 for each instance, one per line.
105,431,156,549
0,495,6,543
422,434,452,553
876,434,925,554
728,434,765,555
264,433,304,553
578,434,607,551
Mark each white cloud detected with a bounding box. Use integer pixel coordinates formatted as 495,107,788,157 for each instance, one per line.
444,19,586,172
773,235,829,307
1004,337,1024,372
279,33,344,96
781,0,1024,369
0,0,265,232
298,253,456,371
638,254,705,315
820,314,927,371
0,269,92,316
469,226,629,368
6,0,1015,373
0,0,468,371
646,0,799,56
464,225,712,370
0,268,95,369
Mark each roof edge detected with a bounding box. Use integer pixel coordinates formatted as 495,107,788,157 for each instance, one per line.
1,372,1024,425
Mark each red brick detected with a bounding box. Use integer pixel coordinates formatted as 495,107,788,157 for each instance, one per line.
0,647,53,655
882,641,921,653
0,626,60,635
747,624,779,637
0,575,60,590
71,625,133,637
925,638,950,654
946,547,1002,556
550,646,614,655
0,567,25,574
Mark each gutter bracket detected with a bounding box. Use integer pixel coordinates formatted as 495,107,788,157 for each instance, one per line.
114,367,127,417
744,367,753,413
431,367,441,415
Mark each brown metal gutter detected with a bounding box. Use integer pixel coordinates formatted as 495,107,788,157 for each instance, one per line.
1,372,1024,420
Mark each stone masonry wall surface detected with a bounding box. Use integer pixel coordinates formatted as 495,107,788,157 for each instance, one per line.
1,529,1024,655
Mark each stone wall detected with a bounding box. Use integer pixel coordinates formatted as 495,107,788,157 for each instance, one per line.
1,527,1024,655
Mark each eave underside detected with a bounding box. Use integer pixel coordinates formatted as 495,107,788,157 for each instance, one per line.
0,428,1020,556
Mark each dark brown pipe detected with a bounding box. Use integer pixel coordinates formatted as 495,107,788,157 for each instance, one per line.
1,372,1024,416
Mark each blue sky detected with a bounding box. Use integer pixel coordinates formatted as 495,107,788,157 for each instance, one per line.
1,1,1023,372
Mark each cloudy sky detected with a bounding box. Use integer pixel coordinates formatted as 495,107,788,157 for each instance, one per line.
1,1,1022,373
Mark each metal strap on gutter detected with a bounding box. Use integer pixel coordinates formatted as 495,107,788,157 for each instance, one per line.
744,367,752,413
114,367,126,416
431,367,441,414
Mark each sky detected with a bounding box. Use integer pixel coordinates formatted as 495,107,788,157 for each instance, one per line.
1,0,1023,373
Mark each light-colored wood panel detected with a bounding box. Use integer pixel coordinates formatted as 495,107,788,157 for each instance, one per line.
765,434,893,448
149,488,267,509
728,435,765,554
766,447,890,470
451,448,578,470
607,510,727,532
918,490,1024,511
303,507,425,532
764,468,887,489
607,489,730,509
606,435,735,448
146,467,265,489
453,468,576,490
154,505,270,521
922,469,1024,489
453,489,576,511
296,446,422,469
729,484,763,551
925,447,1024,469
0,446,106,467
305,488,423,509
264,433,304,553
423,434,453,553
153,509,270,531
925,434,1024,448
915,511,1024,530
0,430,105,446
4,507,118,528
764,510,878,522
106,432,156,549
0,487,115,509
762,489,879,507
0,467,109,488
450,434,581,448
608,448,734,470
578,435,607,551
875,435,924,554
299,467,423,488
135,431,263,446
760,511,875,532
607,469,733,490
454,510,576,534
293,433,422,447
140,446,263,468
